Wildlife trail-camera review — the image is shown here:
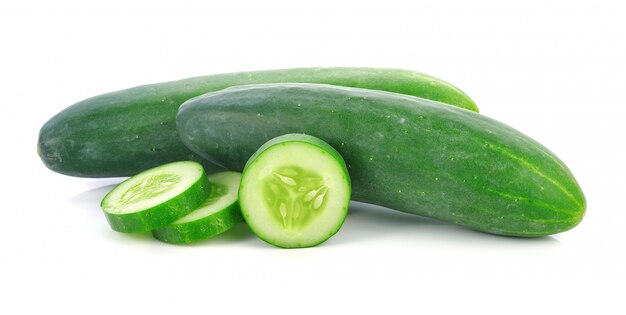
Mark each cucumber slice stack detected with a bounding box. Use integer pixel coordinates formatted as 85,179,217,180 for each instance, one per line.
100,136,352,248
152,171,243,244
239,134,352,248
101,161,210,233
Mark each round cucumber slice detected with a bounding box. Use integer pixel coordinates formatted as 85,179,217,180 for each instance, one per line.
239,134,351,248
101,161,210,233
152,171,243,244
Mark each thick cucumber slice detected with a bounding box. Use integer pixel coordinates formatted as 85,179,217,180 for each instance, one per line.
152,171,243,244
239,134,351,248
101,161,210,233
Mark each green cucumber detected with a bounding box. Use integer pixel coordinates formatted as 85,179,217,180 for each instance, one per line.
37,67,478,178
152,171,243,244
177,83,586,237
239,134,351,248
101,161,210,233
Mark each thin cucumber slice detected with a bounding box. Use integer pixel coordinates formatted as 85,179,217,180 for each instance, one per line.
101,161,210,233
152,171,243,244
239,134,351,248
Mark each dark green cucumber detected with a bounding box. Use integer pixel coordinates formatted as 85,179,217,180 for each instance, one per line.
37,67,477,178
239,134,351,248
152,171,243,244
177,83,586,236
101,161,210,233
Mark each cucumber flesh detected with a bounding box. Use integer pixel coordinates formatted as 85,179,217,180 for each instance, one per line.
152,171,243,244
101,161,210,233
239,134,351,248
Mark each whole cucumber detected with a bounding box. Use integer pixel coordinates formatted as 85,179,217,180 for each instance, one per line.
38,68,477,177
177,83,585,236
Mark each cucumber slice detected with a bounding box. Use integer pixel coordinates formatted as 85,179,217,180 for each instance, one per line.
239,134,351,248
101,161,210,233
152,171,243,244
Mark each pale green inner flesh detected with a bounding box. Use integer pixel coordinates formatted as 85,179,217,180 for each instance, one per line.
173,172,241,224
199,182,228,207
262,165,328,232
103,161,204,215
118,173,181,206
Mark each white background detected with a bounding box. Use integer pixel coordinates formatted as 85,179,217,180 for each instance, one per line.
1,0,624,314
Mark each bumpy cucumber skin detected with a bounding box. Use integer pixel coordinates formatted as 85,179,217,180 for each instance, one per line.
37,67,477,178
102,165,211,233
178,84,586,237
240,134,351,248
151,203,242,244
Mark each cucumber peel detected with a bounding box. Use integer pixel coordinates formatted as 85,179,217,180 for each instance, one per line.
152,171,243,244
101,161,210,233
239,134,351,248
38,67,478,178
178,83,586,236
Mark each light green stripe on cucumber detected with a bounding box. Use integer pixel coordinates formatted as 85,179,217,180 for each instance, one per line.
152,171,243,244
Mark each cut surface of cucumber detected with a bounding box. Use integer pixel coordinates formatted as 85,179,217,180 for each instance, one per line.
239,134,351,248
101,161,210,233
152,171,243,244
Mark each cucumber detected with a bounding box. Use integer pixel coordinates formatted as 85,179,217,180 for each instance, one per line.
177,83,586,237
37,67,478,178
101,161,210,233
239,134,351,248
152,171,243,244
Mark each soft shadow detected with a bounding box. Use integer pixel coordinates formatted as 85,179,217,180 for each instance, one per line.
68,183,120,209
70,185,559,247
180,222,258,247
70,184,260,246
112,231,155,243
329,201,559,246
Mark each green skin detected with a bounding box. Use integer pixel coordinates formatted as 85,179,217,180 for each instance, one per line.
152,173,244,244
151,203,242,244
37,67,477,178
240,134,351,248
178,83,586,237
102,166,211,233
